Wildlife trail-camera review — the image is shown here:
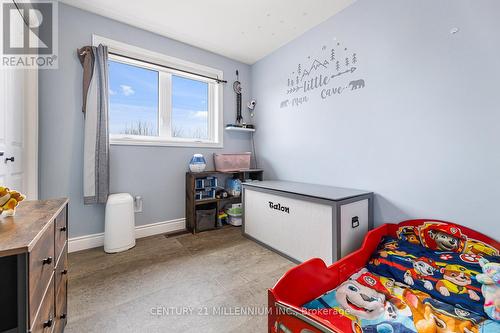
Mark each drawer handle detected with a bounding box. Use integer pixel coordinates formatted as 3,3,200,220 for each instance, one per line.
351,216,360,228
61,269,68,275
42,256,53,265
60,226,67,232
60,313,67,319
43,318,53,328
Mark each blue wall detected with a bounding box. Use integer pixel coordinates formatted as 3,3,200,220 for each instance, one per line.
39,4,252,237
251,0,500,238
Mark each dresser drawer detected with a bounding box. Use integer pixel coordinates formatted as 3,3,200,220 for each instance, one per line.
55,206,67,259
30,275,55,333
54,286,67,333
54,249,68,333
55,245,68,299
29,221,55,324
54,268,68,333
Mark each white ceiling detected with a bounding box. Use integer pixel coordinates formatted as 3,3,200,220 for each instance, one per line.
60,0,355,64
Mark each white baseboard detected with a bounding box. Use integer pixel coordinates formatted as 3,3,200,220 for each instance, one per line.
68,218,186,253
69,233,104,253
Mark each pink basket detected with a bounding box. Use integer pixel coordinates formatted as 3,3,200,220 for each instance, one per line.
214,152,251,172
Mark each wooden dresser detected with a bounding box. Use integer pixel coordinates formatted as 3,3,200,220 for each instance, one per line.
0,199,68,333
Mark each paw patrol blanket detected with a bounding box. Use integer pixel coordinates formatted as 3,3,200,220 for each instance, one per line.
303,269,500,333
367,236,499,317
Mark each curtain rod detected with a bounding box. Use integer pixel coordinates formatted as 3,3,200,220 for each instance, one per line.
109,51,227,84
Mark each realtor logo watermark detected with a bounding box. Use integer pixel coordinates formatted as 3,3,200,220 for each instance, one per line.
1,0,58,68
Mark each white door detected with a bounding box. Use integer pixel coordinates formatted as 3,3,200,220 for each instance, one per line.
0,4,38,198
0,68,25,192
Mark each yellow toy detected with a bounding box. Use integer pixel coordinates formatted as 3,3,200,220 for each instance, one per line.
0,186,26,217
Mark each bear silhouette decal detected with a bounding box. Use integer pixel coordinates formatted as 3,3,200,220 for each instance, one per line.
349,79,365,90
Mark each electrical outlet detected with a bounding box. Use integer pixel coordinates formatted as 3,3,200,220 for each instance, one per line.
134,196,143,213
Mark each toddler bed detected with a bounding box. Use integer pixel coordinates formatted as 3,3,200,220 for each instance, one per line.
268,219,500,332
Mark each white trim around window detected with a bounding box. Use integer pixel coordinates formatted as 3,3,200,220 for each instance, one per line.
92,35,224,148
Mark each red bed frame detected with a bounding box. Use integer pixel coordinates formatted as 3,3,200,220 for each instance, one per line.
268,219,500,333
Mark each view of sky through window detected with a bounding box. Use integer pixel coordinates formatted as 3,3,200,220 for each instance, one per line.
171,75,209,139
108,60,159,136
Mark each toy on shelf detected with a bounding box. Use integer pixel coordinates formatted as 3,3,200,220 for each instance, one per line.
217,210,228,228
194,176,218,201
477,258,500,321
215,188,228,199
226,178,242,197
0,186,26,217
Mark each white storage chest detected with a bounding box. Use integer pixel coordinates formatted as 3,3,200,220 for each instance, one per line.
242,181,373,265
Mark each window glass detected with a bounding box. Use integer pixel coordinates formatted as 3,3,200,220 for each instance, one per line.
108,60,159,136
171,75,209,140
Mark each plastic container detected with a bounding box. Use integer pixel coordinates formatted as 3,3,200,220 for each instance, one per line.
196,208,217,231
228,214,242,226
227,205,243,226
214,152,251,172
104,193,136,253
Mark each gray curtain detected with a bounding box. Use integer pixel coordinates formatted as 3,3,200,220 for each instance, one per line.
78,44,109,204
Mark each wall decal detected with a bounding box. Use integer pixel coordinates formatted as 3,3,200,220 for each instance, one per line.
349,79,365,90
280,40,366,108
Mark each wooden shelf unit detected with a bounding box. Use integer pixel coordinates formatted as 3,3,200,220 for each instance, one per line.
185,169,263,233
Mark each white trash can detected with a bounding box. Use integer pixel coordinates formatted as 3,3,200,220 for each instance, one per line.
104,193,136,253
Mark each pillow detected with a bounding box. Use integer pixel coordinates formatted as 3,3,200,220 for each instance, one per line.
367,236,499,317
396,222,499,257
396,226,422,246
418,222,468,253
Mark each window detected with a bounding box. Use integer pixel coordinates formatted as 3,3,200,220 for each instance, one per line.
99,36,223,147
109,61,159,136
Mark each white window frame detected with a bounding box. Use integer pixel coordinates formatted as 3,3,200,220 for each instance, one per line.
93,35,224,148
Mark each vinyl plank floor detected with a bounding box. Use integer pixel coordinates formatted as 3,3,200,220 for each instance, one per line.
65,227,294,333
